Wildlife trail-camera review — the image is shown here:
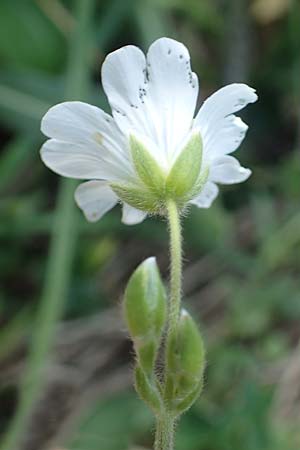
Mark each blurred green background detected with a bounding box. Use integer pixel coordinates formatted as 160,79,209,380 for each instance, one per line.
1,0,300,449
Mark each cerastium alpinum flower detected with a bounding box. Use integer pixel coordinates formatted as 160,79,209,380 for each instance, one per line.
40,37,257,450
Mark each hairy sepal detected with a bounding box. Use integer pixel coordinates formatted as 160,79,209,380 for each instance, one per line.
124,257,167,374
111,182,162,213
188,166,210,200
130,134,166,195
112,133,207,214
134,366,162,415
165,309,206,415
166,132,203,200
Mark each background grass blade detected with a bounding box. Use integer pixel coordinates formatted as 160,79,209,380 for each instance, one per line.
0,1,95,449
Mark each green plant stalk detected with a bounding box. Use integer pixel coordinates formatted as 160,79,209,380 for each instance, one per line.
0,1,95,449
166,199,183,337
154,199,182,450
154,415,175,450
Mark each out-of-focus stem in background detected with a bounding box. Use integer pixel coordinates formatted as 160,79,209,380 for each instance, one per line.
0,1,95,449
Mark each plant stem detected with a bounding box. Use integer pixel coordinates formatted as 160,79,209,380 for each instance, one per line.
154,199,182,450
166,199,182,337
154,415,175,450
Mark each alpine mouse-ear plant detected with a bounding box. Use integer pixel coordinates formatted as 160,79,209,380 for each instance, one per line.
40,37,257,450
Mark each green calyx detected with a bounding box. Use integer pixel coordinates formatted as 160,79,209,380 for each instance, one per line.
166,309,206,415
134,366,163,414
166,132,203,202
110,182,161,213
111,132,206,214
130,134,166,196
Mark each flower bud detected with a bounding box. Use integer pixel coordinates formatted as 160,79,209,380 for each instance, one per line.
124,257,167,373
166,309,205,414
166,132,203,202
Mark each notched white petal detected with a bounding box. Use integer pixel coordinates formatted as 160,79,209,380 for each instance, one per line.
122,203,147,225
40,139,123,180
146,37,199,160
102,45,147,119
196,83,257,127
147,37,198,90
40,101,133,181
203,115,249,159
101,37,199,163
195,83,257,162
210,156,251,184
190,182,219,208
75,181,118,222
42,101,112,142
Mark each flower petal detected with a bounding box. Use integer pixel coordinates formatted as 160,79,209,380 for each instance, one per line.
41,139,129,181
40,101,133,181
194,84,257,158
122,203,147,225
74,180,118,222
101,46,152,135
204,115,249,158
210,155,251,184
101,38,198,166
190,182,219,208
196,83,257,125
145,38,199,162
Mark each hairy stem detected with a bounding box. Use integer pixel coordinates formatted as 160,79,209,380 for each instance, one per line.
166,199,182,337
154,199,182,450
154,415,175,450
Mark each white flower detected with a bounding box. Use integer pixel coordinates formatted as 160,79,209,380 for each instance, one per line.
40,37,257,225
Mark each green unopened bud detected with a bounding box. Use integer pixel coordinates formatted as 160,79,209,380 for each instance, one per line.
166,132,202,201
166,309,205,414
124,257,167,373
130,134,166,195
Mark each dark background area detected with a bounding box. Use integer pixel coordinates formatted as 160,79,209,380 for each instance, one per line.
0,0,300,449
